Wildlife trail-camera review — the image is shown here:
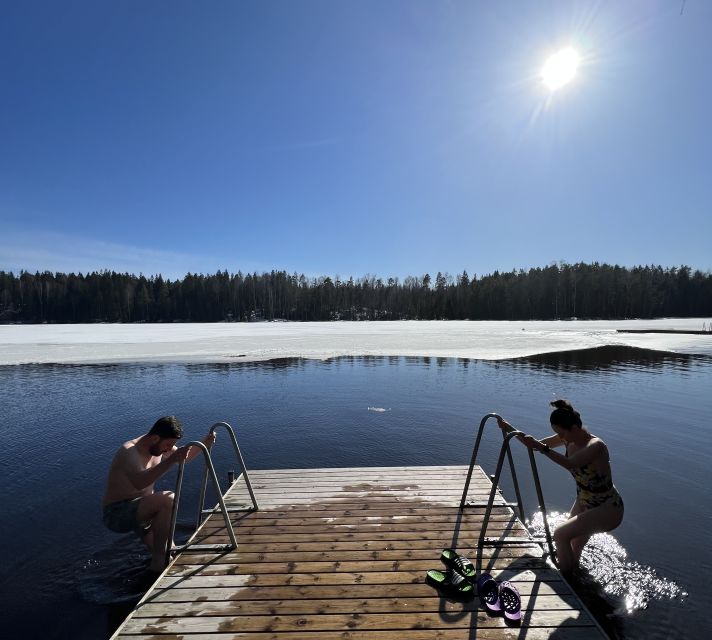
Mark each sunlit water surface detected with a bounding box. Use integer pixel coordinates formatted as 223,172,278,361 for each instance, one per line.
0,346,709,638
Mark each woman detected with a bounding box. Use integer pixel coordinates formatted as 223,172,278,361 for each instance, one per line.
497,399,623,574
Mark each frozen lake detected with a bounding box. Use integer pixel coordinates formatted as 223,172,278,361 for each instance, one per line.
1,321,710,638
1,348,709,639
1,318,711,365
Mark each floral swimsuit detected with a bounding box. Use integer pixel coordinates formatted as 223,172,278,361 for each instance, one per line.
566,444,624,510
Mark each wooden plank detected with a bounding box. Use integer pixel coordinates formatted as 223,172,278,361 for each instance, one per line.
165,557,550,578
204,504,515,517
244,476,484,484
154,568,563,590
144,581,574,602
171,547,541,566
188,528,525,545
243,466,473,473
229,495,480,502
195,519,524,536
218,499,512,511
119,609,594,634
120,629,606,640
134,593,585,617
172,537,532,555
223,497,511,508
202,510,518,524
243,479,488,490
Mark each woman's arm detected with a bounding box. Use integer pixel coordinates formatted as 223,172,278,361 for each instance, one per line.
524,437,604,470
497,418,563,448
540,434,565,448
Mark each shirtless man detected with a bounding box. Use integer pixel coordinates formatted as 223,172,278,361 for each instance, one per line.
102,416,216,573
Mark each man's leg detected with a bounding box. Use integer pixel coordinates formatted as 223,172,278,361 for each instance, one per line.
140,529,154,552
136,491,175,572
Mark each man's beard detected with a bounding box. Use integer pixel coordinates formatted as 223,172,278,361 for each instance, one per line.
149,444,163,456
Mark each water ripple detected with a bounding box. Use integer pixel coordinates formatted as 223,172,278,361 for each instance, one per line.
529,511,687,615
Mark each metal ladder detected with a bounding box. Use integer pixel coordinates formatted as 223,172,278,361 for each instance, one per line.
195,421,259,528
459,413,557,563
165,421,258,566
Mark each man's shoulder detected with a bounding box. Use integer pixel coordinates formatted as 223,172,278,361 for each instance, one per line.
115,438,140,459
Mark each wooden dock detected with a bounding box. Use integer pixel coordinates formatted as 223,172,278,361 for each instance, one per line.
111,465,608,639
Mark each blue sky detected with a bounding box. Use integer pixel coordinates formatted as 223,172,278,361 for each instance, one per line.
1,1,710,280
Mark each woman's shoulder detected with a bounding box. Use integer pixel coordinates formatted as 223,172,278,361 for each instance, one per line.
588,436,609,457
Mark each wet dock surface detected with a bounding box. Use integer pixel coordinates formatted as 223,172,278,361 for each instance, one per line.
112,465,607,639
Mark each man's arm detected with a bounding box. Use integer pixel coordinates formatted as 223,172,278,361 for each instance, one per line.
124,446,190,490
185,431,217,463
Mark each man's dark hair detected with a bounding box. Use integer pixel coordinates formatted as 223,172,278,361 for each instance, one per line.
149,416,183,439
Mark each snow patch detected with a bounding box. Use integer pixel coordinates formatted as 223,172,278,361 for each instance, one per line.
0,319,710,366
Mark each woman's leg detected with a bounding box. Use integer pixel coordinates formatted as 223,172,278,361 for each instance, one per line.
554,504,623,574
566,501,590,565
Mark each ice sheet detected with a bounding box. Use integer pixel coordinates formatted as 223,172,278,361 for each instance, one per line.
1,319,711,365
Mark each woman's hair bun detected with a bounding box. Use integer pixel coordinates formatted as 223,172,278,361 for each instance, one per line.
549,399,582,428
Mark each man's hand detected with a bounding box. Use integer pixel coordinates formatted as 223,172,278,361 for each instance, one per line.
203,431,217,448
496,417,513,433
168,445,191,465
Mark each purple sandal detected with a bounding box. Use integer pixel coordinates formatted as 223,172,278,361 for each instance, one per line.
499,580,522,622
476,572,501,613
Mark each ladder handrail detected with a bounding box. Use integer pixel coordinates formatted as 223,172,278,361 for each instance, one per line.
478,430,557,562
196,421,259,529
460,413,557,564
166,440,238,567
459,413,525,521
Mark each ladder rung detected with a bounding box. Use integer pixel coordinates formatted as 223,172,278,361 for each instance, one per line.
201,505,254,514
464,501,518,508
482,536,540,546
173,543,235,553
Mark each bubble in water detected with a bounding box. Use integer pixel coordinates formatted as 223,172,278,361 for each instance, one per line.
528,510,686,614
74,540,153,605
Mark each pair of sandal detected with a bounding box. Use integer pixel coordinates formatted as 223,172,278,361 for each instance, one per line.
425,549,521,622
476,571,522,623
425,548,477,600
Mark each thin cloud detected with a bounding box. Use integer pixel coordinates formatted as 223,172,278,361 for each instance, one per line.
0,227,257,279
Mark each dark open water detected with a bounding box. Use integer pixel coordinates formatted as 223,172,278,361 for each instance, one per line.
1,346,710,638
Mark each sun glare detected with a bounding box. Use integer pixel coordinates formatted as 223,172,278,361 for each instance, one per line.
541,48,580,91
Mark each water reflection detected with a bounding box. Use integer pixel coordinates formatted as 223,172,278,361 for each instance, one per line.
4,348,711,378
529,511,687,638
510,346,709,373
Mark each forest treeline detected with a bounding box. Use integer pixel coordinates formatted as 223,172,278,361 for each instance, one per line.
1,263,711,324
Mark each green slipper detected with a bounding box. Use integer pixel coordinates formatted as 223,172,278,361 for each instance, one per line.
440,548,476,580
425,569,475,599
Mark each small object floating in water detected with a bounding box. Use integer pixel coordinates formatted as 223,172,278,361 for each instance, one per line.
367,407,391,412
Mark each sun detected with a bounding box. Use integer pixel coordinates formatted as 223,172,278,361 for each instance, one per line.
541,48,580,91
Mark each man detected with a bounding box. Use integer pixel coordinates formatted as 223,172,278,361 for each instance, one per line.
102,416,216,573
